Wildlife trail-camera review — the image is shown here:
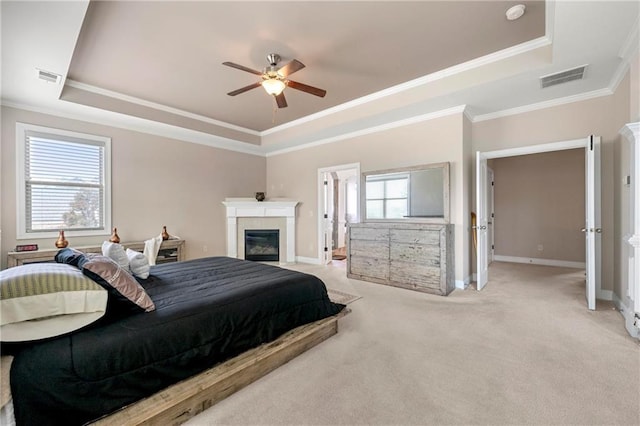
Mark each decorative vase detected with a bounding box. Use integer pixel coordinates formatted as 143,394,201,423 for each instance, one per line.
255,192,265,202
161,226,170,241
109,227,120,243
55,230,68,248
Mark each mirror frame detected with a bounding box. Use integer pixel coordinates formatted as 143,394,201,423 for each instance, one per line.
361,162,450,224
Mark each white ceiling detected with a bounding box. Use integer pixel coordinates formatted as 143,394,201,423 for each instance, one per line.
1,1,638,155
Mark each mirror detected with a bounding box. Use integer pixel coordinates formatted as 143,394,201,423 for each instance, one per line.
361,162,449,223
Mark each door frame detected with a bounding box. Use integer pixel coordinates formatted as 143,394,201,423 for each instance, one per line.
317,163,360,264
476,138,601,301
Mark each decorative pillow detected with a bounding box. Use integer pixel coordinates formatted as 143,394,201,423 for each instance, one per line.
54,247,86,266
0,263,108,342
81,254,155,313
126,249,150,279
101,241,129,271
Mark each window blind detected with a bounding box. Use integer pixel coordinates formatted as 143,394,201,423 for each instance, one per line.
24,131,105,233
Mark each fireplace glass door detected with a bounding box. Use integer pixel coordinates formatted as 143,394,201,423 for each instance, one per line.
244,229,280,262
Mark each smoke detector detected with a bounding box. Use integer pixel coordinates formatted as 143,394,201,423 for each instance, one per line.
506,4,526,21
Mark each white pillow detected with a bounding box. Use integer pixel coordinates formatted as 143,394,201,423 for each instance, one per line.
102,241,129,271
126,248,150,279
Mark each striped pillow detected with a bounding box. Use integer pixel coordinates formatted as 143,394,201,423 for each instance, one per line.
0,263,108,342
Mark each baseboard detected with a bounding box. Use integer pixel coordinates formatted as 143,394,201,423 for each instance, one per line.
493,255,585,269
295,256,322,265
612,293,639,339
455,275,472,290
597,289,613,301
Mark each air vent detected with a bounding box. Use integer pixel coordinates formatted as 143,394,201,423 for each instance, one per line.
540,65,587,89
36,69,61,84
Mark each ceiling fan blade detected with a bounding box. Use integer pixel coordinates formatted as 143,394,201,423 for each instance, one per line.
275,92,288,108
227,82,261,96
287,80,327,97
277,59,305,77
222,62,263,76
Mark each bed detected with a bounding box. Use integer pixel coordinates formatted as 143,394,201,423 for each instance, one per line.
1,255,344,426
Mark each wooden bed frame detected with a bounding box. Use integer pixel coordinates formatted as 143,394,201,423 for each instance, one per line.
91,312,344,425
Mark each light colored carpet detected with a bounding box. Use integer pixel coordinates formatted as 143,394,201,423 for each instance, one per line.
186,261,640,425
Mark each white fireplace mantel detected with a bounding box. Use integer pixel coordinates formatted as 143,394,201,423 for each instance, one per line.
222,198,299,263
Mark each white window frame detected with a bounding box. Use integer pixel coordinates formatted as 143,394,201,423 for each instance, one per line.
365,173,409,219
15,122,112,240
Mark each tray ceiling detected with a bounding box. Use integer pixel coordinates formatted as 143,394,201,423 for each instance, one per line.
2,1,638,153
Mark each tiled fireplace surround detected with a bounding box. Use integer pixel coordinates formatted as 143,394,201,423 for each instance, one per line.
222,198,299,264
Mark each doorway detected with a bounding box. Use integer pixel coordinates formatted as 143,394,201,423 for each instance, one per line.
476,137,601,310
317,163,360,265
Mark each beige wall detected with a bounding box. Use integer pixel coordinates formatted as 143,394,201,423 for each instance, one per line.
473,73,631,294
266,113,471,283
0,106,266,267
491,149,585,262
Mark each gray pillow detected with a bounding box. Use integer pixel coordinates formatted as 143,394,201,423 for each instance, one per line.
0,263,108,342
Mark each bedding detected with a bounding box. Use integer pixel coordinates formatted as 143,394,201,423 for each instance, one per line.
5,256,344,426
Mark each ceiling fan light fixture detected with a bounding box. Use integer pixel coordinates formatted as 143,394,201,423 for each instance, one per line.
262,79,286,96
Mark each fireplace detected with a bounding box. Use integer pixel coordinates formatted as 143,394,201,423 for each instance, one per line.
244,230,280,262
222,199,298,263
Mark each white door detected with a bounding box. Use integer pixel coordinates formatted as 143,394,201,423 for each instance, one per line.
321,173,333,264
487,167,495,264
476,152,489,290
584,136,602,310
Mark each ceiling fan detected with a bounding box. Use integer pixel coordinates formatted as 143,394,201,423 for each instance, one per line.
222,53,326,108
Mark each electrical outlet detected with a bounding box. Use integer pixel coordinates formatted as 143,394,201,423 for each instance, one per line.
537,244,543,251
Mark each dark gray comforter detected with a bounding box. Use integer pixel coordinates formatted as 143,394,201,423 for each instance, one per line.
8,257,343,425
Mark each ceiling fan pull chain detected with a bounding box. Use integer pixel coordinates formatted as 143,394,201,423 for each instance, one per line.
272,103,278,124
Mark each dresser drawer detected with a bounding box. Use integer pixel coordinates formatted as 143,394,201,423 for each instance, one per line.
350,239,389,259
349,255,389,280
390,229,440,245
389,261,441,290
389,243,440,266
350,227,389,241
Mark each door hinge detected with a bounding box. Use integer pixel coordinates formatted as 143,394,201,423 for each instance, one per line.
492,244,495,250
324,247,328,252
324,181,328,186
590,135,593,150
324,214,328,219
491,181,494,186
491,212,495,218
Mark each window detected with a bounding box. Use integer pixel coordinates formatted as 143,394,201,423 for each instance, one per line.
16,123,111,239
365,173,408,219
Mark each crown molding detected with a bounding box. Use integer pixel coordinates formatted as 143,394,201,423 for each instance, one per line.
618,16,639,60
261,36,551,137
471,88,613,123
610,17,640,93
1,99,265,157
64,79,261,136
265,105,467,157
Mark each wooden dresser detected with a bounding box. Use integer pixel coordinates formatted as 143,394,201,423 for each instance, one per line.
7,239,185,268
347,223,454,295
